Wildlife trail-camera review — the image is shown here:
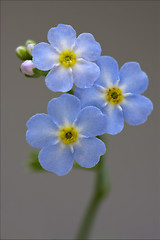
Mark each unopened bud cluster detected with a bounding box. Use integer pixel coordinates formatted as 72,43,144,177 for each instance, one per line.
16,40,36,61
16,40,43,77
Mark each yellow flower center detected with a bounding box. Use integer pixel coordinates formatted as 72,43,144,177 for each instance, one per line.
106,87,123,105
59,50,76,68
59,126,78,144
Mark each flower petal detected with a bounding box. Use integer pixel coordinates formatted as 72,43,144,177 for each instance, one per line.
32,43,59,71
119,62,149,94
48,24,76,52
45,66,73,92
121,94,153,125
102,105,124,135
72,60,100,88
74,33,101,61
39,143,73,176
26,114,58,148
75,106,107,137
47,94,81,126
74,137,106,168
75,85,106,109
95,56,119,88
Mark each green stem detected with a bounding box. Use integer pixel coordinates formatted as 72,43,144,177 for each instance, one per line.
76,137,111,239
28,136,110,239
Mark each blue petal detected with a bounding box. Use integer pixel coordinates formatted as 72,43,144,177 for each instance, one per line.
121,94,153,125
74,137,106,168
26,114,58,148
102,105,124,135
47,94,81,126
39,143,73,176
119,62,149,94
45,66,73,92
72,60,100,88
32,43,59,71
95,56,119,88
47,24,76,52
74,85,106,109
74,33,101,61
75,106,107,137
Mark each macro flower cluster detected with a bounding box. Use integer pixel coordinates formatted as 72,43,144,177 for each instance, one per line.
16,24,153,176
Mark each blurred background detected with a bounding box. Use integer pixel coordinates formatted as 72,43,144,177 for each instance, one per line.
1,1,160,239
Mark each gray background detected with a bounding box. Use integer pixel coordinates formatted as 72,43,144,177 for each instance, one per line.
1,1,160,239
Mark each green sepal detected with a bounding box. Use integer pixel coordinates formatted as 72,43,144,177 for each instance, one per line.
41,70,50,76
19,66,44,78
27,152,46,172
67,89,74,95
32,68,44,78
16,45,32,60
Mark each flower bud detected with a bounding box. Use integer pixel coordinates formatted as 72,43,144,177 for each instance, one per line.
27,43,36,55
21,60,35,76
25,40,36,46
16,46,31,60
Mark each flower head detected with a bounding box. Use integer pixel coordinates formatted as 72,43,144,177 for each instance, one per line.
75,56,153,135
26,94,106,176
32,24,101,92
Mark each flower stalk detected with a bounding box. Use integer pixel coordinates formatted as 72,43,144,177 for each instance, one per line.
27,137,110,239
76,136,111,239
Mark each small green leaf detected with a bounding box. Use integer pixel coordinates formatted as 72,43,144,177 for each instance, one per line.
27,151,46,172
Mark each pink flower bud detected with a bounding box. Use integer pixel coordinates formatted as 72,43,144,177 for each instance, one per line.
21,60,35,76
27,43,35,55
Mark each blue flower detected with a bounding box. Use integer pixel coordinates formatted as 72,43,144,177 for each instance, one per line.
32,24,101,92
26,94,106,176
75,56,153,135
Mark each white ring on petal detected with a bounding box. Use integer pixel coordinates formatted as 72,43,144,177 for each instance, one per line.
74,106,107,137
95,56,120,88
45,66,74,92
32,42,59,71
72,59,100,88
